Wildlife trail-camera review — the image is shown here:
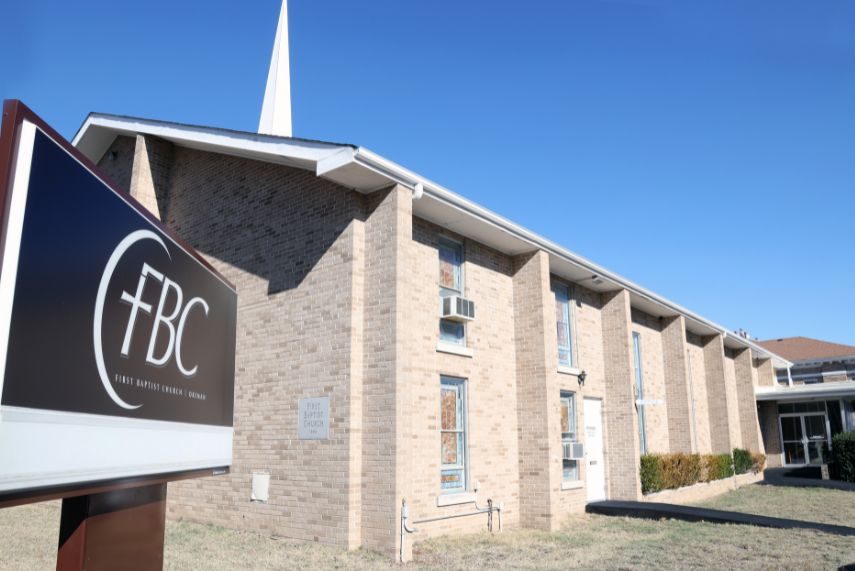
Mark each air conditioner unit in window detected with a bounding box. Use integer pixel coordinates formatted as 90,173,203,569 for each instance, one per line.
440,295,475,322
563,442,584,460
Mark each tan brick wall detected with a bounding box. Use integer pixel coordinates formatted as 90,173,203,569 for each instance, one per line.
154,146,366,547
512,250,558,530
93,132,777,557
95,135,135,193
723,352,742,450
755,357,776,387
399,219,522,542
686,333,712,454
129,134,173,219
661,316,693,453
360,185,413,558
601,290,642,501
734,349,762,452
703,335,732,454
630,309,669,454
758,401,783,467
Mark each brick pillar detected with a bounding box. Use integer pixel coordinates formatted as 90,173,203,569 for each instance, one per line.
360,185,413,559
734,349,762,452
346,219,365,550
755,358,776,387
757,401,783,467
512,250,561,530
130,134,173,219
661,316,693,453
702,335,732,454
601,289,641,501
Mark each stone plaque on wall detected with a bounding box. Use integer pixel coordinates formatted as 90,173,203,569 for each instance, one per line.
298,397,329,440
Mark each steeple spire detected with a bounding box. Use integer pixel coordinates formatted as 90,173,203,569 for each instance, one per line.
258,1,292,137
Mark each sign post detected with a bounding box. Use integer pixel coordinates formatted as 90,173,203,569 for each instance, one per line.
0,100,237,570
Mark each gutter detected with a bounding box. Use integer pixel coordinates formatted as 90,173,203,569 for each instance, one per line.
352,149,791,368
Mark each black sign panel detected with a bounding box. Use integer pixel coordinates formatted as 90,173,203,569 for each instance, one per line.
0,122,236,427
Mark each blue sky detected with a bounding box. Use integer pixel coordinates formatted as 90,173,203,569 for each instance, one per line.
3,0,854,344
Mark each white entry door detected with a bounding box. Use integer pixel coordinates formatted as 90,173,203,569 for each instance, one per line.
584,398,606,502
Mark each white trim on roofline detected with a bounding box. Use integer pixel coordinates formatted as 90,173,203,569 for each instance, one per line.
73,114,791,368
755,381,855,401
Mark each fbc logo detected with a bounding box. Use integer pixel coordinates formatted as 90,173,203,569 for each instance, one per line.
94,230,209,409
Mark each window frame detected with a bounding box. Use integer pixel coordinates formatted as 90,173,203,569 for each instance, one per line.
551,281,575,368
439,376,469,494
560,391,579,482
632,331,648,455
438,237,466,347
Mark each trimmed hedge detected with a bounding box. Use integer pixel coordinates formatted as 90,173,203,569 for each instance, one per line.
733,448,753,475
702,454,734,482
640,455,663,494
832,431,855,483
641,452,738,494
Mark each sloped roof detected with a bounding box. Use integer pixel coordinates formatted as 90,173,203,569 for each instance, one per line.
71,112,792,368
756,337,855,363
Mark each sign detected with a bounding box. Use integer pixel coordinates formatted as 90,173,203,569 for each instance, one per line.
0,101,237,498
635,399,664,406
298,397,329,440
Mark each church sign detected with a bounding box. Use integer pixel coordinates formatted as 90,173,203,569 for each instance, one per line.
0,100,237,499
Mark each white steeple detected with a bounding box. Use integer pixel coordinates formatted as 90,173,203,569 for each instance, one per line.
258,0,292,137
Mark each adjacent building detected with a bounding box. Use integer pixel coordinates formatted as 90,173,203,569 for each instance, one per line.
755,336,855,468
72,113,789,560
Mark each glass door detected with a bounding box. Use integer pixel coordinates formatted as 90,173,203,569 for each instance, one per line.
803,413,829,464
779,412,830,466
780,414,805,465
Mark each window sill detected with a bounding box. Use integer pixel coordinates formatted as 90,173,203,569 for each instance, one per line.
436,343,474,358
561,480,584,491
436,492,476,507
558,365,582,376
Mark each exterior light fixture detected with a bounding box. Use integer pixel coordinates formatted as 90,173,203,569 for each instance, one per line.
578,370,587,386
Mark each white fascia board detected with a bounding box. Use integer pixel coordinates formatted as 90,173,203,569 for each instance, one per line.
755,381,855,401
70,116,790,369
73,114,348,167
352,147,791,367
316,147,356,176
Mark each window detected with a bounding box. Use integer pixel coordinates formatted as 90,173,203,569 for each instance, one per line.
552,283,574,367
440,377,468,492
438,238,465,346
632,331,647,455
561,392,579,481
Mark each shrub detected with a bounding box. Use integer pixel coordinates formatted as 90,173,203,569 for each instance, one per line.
659,453,702,490
640,454,663,494
702,454,734,481
732,448,753,475
832,431,855,483
751,452,766,473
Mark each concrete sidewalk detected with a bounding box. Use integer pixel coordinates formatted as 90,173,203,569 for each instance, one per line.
764,467,855,492
586,500,855,537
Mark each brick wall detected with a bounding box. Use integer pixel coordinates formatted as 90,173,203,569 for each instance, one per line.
661,316,693,453
601,290,642,501
686,333,712,454
629,309,669,454
734,349,762,452
723,352,743,450
703,335,732,454
758,401,783,467
93,132,774,557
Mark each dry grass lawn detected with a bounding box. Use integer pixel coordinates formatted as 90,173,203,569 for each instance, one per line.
1,484,854,570
698,482,855,527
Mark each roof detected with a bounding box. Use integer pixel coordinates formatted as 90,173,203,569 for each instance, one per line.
72,113,792,369
756,337,855,364
755,380,855,401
